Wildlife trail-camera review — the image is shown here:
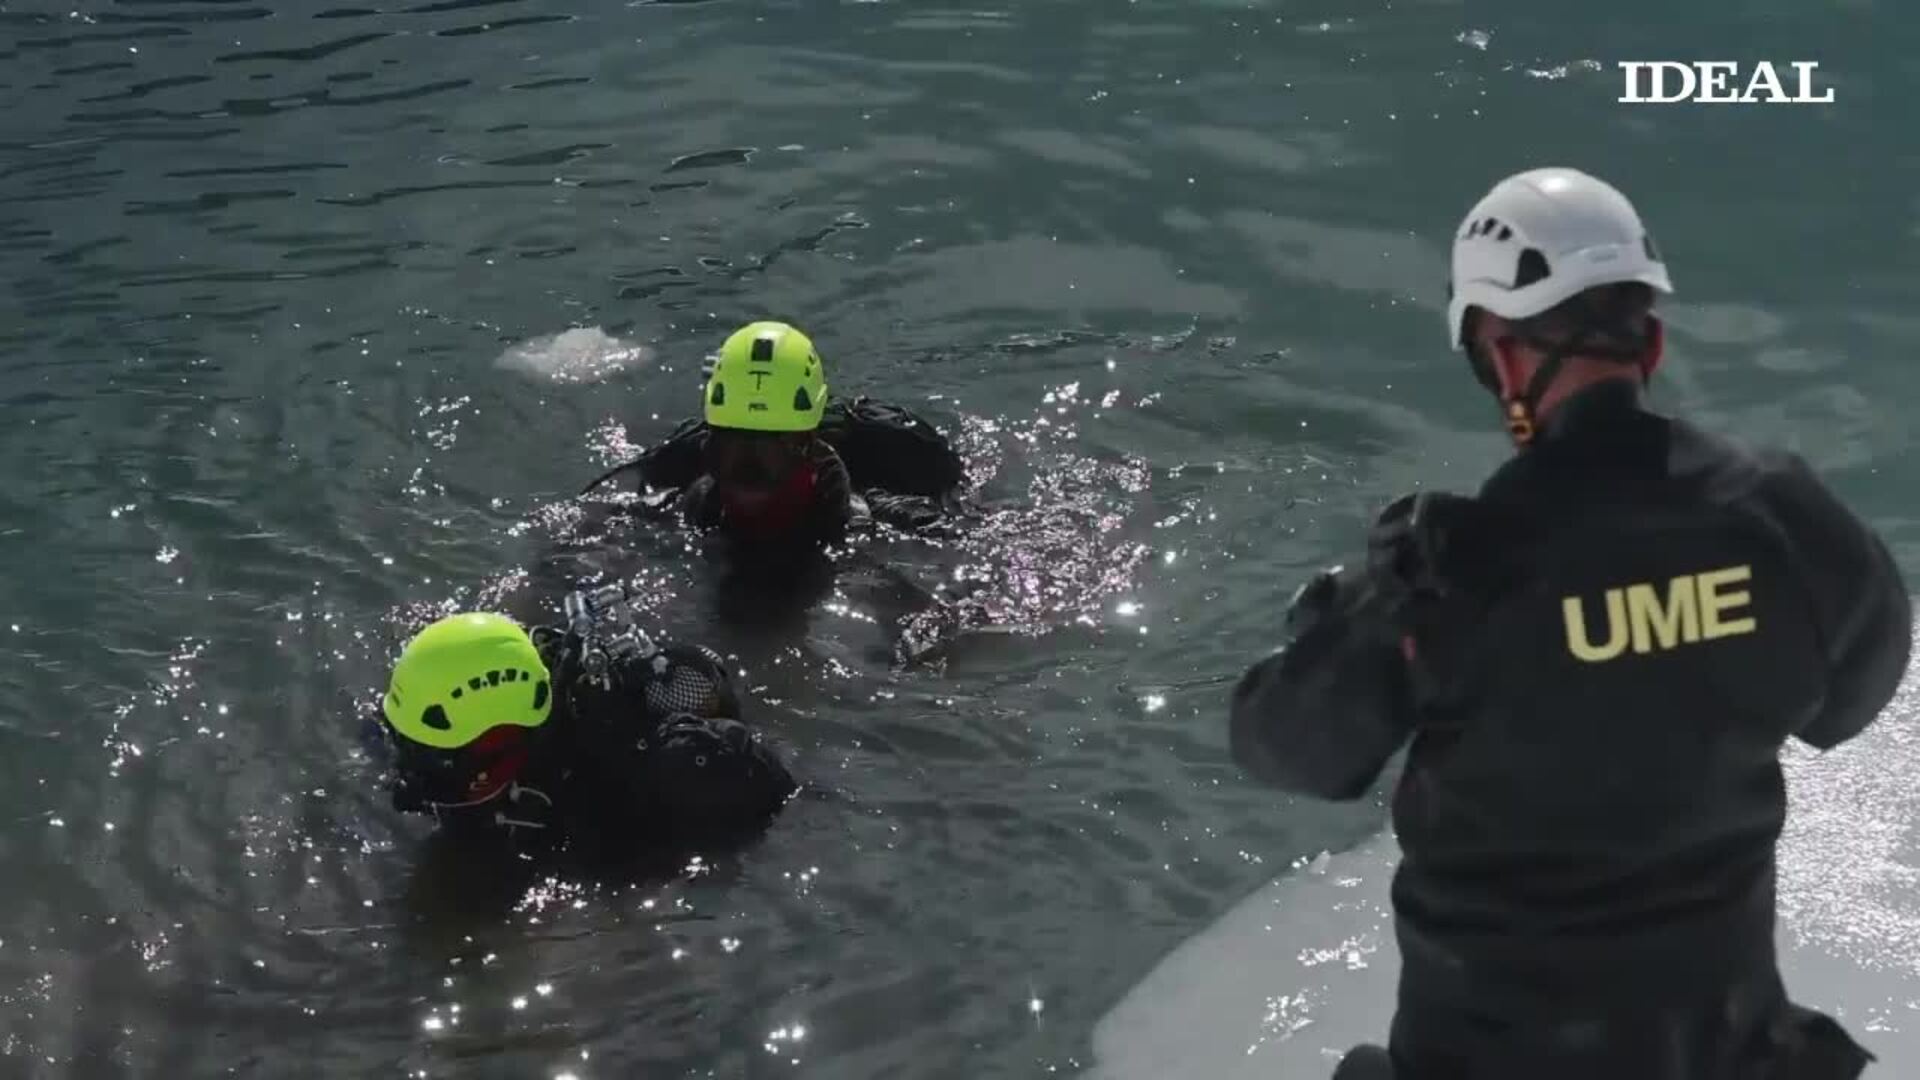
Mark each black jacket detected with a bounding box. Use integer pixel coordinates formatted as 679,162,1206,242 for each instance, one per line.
1230,381,1911,1014
592,397,965,543
386,634,796,856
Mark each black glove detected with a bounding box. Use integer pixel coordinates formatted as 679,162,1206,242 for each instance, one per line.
656,712,754,757
1279,492,1492,660
1364,491,1486,613
1364,491,1503,715
1282,563,1345,638
866,491,944,531
641,713,789,825
1271,563,1406,693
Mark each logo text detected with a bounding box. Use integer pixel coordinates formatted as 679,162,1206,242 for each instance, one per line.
1618,61,1833,104
1561,564,1758,663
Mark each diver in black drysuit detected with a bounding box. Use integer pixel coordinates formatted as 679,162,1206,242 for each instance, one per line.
581,387,975,651
1231,168,1910,1080
583,395,968,552
379,586,797,862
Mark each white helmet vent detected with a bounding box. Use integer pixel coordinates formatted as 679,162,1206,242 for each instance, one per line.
1465,218,1515,242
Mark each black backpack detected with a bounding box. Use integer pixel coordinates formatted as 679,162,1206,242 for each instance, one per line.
581,397,966,500
819,396,966,499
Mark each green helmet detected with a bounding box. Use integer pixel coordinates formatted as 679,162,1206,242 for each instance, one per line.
382,612,553,751
703,321,828,433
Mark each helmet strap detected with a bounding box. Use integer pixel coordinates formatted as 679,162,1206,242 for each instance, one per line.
1502,341,1570,447
1493,318,1650,448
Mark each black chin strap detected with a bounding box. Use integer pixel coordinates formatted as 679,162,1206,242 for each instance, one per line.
1498,322,1649,447
1502,334,1577,445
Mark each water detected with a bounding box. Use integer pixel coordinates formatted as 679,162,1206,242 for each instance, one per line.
3,1,1916,1076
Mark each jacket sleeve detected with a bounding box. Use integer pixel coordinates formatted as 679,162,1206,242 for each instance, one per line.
1767,454,1913,750
634,418,707,493
1229,563,1419,800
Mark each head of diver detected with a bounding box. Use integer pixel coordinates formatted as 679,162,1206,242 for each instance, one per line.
1446,167,1673,448
706,429,813,503
381,612,554,811
700,320,829,518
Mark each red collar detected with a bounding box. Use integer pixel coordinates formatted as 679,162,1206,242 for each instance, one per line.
722,462,819,537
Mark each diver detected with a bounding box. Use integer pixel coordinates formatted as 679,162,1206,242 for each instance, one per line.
376,583,797,859
581,320,968,551
1229,167,1907,1080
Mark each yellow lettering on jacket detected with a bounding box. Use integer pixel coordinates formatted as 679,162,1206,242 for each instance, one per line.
1561,565,1756,663
1697,565,1757,639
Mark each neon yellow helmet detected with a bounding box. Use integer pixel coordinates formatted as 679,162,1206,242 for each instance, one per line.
381,612,553,751
703,321,828,433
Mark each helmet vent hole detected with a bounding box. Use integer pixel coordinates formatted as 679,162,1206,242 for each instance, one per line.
1514,248,1551,288
1495,224,1512,241
793,387,813,411
487,670,501,686
709,383,726,407
503,669,519,683
420,705,453,731
751,337,775,362
450,687,463,700
1643,234,1660,261
467,676,484,691
533,680,550,711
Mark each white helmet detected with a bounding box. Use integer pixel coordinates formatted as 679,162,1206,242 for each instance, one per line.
1446,167,1672,350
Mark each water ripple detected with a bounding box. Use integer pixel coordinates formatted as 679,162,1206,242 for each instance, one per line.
215,32,391,65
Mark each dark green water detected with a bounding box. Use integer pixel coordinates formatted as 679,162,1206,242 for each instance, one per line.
2,1,1915,1076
